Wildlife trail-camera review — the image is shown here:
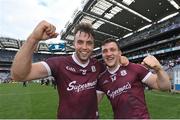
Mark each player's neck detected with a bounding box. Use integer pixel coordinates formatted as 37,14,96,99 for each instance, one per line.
72,53,89,68
107,64,120,74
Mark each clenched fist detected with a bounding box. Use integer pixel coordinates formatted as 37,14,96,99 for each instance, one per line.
141,55,162,72
28,20,59,43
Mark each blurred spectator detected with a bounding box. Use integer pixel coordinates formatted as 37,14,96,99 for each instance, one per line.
23,81,27,87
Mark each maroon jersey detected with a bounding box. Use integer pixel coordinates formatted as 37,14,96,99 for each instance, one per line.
98,62,152,119
42,53,105,119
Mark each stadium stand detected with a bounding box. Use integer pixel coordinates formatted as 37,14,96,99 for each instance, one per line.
0,42,68,82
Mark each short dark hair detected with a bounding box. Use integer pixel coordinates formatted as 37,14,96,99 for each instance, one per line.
101,38,121,50
74,22,95,39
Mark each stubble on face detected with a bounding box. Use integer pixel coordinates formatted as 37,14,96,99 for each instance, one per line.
74,31,94,64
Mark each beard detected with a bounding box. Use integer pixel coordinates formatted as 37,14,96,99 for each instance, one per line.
76,51,91,64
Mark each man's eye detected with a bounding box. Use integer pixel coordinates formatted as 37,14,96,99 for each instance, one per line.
111,48,116,52
78,41,83,44
102,50,107,54
87,41,93,45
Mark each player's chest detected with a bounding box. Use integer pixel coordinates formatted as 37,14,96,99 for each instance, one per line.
64,64,97,75
102,69,135,90
59,63,99,82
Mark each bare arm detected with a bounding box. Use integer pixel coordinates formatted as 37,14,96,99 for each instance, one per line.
11,20,58,81
142,55,171,90
97,91,105,105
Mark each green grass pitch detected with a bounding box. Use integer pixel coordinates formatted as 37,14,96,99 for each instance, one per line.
0,83,180,119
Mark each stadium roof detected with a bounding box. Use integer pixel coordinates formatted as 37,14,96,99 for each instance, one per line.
0,0,179,54
61,0,180,51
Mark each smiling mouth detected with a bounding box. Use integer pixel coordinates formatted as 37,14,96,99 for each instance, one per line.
81,51,88,54
106,57,114,61
81,52,88,56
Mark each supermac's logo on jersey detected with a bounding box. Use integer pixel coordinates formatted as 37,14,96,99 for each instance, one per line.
107,82,131,99
66,66,76,72
67,80,97,92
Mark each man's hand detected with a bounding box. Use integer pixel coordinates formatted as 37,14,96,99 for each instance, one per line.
28,20,59,43
141,55,162,72
120,56,129,66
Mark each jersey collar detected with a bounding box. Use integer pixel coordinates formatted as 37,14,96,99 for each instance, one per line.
107,64,120,74
72,52,90,68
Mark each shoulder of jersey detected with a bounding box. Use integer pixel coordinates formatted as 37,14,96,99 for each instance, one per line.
99,69,108,78
90,57,99,64
134,63,149,70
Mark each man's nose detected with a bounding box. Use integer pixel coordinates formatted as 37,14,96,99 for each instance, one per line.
82,43,88,49
106,50,112,56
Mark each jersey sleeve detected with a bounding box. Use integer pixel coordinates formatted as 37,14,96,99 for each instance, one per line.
135,64,152,83
96,79,104,93
44,57,61,77
40,61,52,76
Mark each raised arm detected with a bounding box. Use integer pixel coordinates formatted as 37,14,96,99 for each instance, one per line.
142,55,171,90
11,20,58,81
